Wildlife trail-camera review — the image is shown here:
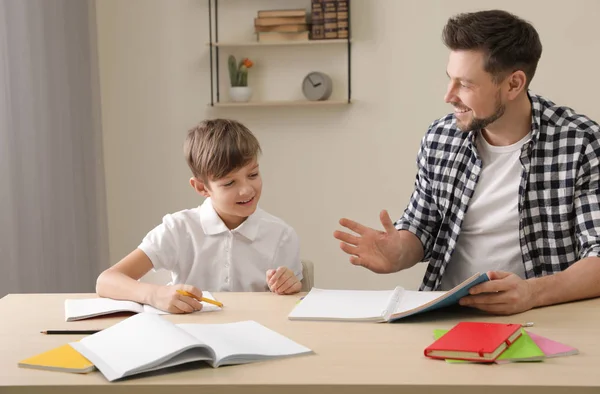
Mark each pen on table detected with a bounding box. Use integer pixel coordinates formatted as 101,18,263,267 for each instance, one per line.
176,289,224,308
521,322,534,327
41,329,101,335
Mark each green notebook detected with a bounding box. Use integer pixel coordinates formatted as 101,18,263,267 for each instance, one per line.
433,328,545,364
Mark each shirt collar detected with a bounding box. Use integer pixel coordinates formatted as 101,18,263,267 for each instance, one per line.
527,91,543,146
199,198,260,241
233,210,260,242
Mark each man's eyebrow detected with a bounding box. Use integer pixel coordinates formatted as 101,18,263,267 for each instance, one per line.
446,70,475,84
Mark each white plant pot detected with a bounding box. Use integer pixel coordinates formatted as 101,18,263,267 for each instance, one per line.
229,86,252,102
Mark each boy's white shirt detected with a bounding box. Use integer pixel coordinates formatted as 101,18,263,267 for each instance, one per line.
138,198,302,292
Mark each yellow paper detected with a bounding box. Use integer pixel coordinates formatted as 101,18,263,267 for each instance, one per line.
18,344,95,373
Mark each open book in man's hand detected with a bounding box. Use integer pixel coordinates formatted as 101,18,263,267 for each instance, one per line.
288,273,489,322
70,313,312,381
64,291,222,321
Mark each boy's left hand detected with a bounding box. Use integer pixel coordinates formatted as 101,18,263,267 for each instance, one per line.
266,266,301,295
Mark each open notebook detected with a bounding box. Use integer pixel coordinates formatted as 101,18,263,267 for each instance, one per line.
70,313,312,382
65,291,221,321
288,273,489,322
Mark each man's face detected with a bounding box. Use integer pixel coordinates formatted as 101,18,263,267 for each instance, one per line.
444,50,506,132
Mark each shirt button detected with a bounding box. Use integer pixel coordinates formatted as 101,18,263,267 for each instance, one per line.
225,277,229,282
470,173,477,180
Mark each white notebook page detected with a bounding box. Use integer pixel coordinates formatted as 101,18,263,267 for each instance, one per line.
288,288,396,320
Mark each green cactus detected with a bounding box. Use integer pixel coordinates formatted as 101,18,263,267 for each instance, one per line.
228,55,238,86
228,55,250,87
237,65,248,86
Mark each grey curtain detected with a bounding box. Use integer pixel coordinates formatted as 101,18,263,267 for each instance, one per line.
0,0,108,296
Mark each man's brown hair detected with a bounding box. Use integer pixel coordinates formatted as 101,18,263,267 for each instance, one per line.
184,119,261,181
442,10,542,87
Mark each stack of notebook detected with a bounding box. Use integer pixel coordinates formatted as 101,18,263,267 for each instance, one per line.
424,321,578,363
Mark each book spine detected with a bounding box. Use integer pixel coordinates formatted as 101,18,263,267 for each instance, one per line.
310,0,324,40
336,0,348,39
323,0,337,39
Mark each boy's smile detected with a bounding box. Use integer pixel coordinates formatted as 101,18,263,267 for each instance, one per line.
237,196,255,205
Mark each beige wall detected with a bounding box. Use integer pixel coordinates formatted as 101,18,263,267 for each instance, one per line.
95,0,600,290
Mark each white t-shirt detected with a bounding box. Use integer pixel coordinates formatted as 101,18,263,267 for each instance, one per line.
440,131,530,290
138,198,303,292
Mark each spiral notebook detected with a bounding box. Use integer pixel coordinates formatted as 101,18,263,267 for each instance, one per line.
288,273,489,322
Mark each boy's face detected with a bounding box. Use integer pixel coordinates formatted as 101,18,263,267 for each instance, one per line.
191,159,262,229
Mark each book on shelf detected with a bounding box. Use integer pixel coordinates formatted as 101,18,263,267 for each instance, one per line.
257,31,310,43
310,0,325,40
70,313,312,382
257,9,306,18
323,0,337,39
336,0,349,39
255,24,309,33
254,16,307,27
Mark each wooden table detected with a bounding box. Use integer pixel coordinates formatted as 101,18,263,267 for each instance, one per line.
1,292,599,394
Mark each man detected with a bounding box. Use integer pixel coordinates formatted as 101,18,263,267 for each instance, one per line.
334,10,600,315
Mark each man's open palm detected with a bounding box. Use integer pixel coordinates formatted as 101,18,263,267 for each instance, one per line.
334,210,403,273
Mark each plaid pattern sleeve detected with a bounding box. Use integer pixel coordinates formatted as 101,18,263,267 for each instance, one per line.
393,127,442,261
394,93,600,291
572,122,600,259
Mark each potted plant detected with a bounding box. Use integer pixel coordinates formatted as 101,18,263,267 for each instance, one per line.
228,55,254,102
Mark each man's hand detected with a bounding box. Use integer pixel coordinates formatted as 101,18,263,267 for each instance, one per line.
459,271,536,315
267,267,301,295
333,210,405,273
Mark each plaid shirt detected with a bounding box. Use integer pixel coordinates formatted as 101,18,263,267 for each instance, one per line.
395,93,600,291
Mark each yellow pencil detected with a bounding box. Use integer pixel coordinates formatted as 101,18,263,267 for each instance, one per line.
176,289,224,308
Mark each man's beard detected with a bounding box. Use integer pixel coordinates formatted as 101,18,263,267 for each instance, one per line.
455,95,506,132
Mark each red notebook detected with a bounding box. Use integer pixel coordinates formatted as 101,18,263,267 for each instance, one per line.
424,322,522,362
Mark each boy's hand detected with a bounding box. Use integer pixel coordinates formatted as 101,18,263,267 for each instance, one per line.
266,267,302,295
150,284,204,313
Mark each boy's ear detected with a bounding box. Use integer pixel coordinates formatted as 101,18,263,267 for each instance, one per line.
189,177,211,198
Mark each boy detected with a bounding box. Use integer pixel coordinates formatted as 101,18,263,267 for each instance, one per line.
96,119,303,313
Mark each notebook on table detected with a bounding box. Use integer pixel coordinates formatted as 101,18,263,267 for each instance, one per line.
64,291,221,321
424,322,522,362
18,343,95,373
288,273,489,322
69,313,312,382
433,328,545,363
526,331,579,358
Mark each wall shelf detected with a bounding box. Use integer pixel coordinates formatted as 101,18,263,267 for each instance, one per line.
206,0,352,106
207,39,350,47
209,99,351,108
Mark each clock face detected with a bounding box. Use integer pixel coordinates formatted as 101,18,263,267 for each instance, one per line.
302,72,333,101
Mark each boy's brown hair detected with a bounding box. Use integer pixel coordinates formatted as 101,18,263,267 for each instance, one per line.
184,119,261,181
442,10,542,88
